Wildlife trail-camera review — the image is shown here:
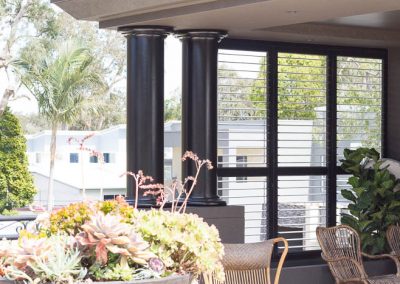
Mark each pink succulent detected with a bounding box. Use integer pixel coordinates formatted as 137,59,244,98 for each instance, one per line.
76,213,154,265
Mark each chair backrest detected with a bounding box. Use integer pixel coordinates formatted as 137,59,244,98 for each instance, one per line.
211,237,288,284
387,225,400,255
316,225,367,283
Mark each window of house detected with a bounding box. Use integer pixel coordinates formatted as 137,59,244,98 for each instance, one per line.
35,153,41,164
69,153,79,163
217,43,385,255
104,194,125,200
90,156,98,163
164,159,173,180
103,153,115,163
236,155,248,182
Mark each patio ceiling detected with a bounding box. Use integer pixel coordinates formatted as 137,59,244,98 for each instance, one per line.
52,0,400,47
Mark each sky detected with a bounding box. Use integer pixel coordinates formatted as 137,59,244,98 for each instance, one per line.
4,35,182,115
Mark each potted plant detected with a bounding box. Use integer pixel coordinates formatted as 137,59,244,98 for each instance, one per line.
0,152,225,284
340,147,400,254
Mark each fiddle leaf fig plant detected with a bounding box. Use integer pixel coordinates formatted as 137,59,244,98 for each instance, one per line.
340,148,400,255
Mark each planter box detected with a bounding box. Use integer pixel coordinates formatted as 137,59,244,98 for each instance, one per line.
0,274,191,284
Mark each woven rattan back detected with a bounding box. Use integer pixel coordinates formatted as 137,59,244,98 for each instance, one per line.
210,237,288,284
317,225,367,283
387,225,400,256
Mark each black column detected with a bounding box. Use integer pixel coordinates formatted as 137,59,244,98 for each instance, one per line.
177,30,227,206
119,26,172,205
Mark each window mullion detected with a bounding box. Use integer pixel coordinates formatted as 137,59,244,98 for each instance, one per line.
382,53,388,158
326,54,338,227
267,49,278,240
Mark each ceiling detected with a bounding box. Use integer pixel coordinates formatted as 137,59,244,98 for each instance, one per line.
320,10,400,31
51,0,400,47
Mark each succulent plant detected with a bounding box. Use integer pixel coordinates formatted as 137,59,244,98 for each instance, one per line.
76,212,154,265
3,235,86,284
7,237,50,269
134,209,225,281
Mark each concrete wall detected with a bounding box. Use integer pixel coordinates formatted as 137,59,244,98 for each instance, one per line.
275,259,395,284
32,173,82,206
387,48,400,160
32,173,126,206
187,206,245,243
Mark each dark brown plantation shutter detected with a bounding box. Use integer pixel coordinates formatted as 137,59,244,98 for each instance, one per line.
336,57,383,223
217,49,268,242
277,53,327,251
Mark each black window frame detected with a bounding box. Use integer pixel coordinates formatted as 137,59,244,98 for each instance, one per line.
217,38,388,261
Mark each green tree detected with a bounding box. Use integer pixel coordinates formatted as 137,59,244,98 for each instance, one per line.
53,13,127,130
218,64,262,120
165,94,182,122
249,54,326,120
0,109,36,213
0,0,58,116
247,54,381,148
16,112,50,134
18,41,101,210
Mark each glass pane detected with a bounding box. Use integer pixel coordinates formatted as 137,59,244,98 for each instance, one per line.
278,53,327,166
278,175,326,251
217,49,267,167
337,174,352,224
219,176,267,243
337,57,382,163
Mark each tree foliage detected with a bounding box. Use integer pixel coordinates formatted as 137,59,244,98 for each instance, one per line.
0,109,36,213
18,41,102,210
164,95,182,122
50,13,127,130
340,148,400,254
0,0,58,116
19,41,101,125
224,53,382,149
218,64,263,120
15,112,50,134
4,7,127,131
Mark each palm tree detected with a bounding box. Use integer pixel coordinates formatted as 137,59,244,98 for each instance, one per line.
18,41,101,210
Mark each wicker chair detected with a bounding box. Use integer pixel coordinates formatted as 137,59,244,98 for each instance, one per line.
316,225,400,284
387,225,400,258
205,237,288,284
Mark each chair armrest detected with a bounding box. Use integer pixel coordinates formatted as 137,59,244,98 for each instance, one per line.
362,253,400,276
321,253,367,280
272,237,289,284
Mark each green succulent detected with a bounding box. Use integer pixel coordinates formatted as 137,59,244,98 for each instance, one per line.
134,209,225,282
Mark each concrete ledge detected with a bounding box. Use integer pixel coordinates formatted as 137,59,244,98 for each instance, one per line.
186,205,245,243
274,259,396,284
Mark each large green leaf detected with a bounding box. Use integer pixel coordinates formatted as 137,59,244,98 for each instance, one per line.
341,213,359,231
341,189,357,203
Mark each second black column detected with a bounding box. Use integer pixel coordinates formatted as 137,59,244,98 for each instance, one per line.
177,30,227,206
